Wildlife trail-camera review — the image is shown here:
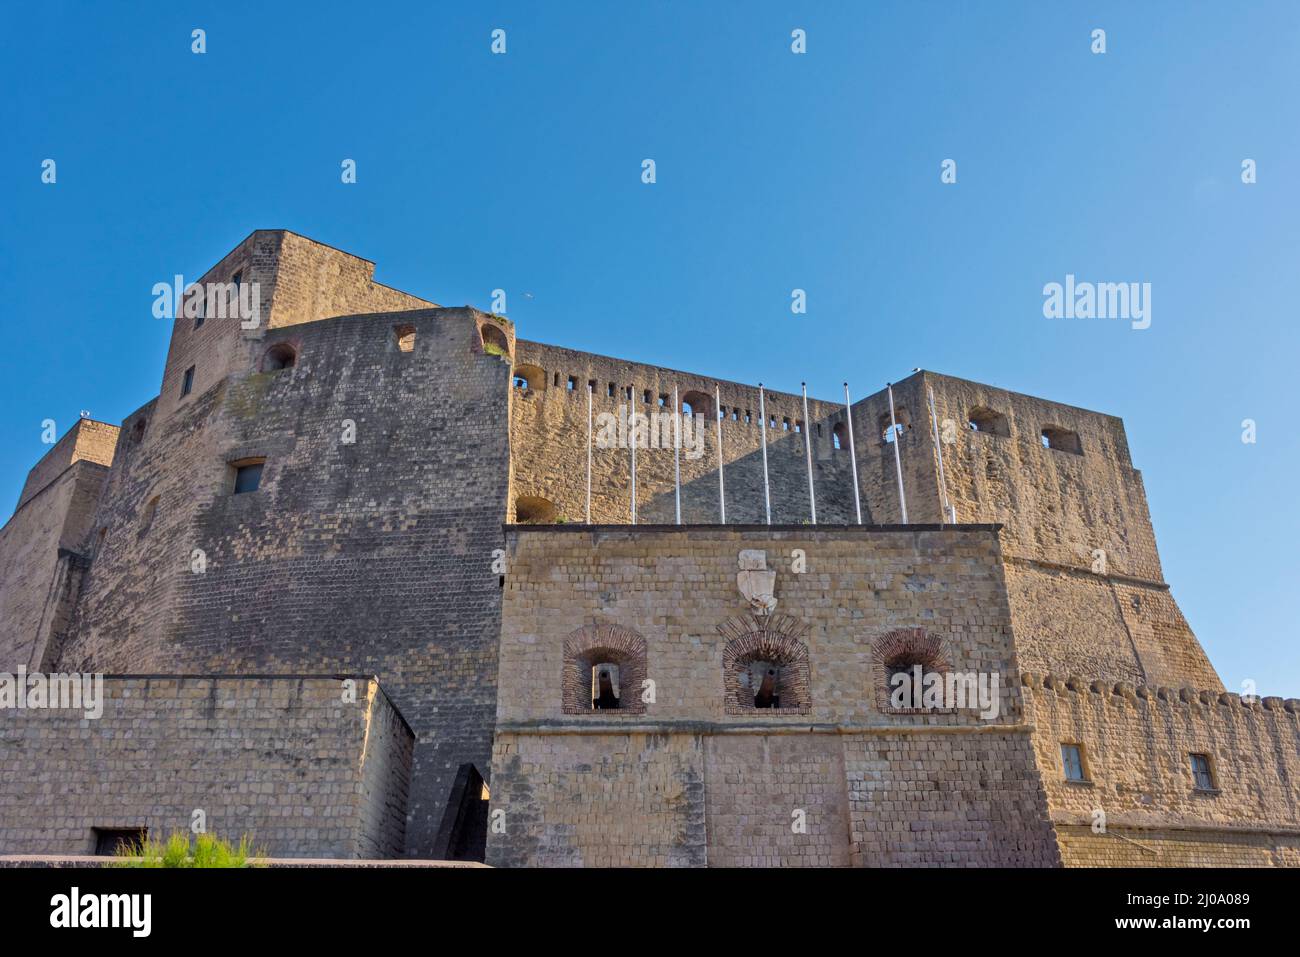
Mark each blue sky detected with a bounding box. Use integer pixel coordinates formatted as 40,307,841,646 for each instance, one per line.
1,1,1296,694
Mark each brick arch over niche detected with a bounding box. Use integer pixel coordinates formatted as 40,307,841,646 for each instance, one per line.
871,626,952,713
562,624,648,715
718,614,811,715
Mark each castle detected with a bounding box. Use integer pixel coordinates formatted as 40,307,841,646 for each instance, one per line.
1,230,1296,866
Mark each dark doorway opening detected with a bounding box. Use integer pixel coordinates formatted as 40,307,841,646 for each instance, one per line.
431,764,490,862
93,827,147,856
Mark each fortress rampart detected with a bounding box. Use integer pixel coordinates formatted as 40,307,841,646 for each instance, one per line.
0,230,1287,865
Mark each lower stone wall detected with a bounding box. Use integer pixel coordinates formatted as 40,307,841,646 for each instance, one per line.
1054,825,1300,867
486,727,1060,867
844,729,1061,867
0,675,413,859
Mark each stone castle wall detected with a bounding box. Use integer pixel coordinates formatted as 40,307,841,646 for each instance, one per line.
509,341,865,526
487,525,1061,867
0,417,118,672
1023,675,1300,867
0,675,412,858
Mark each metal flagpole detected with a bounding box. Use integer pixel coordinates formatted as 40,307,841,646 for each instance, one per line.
715,385,726,524
887,382,909,524
844,383,862,524
927,385,955,524
630,404,637,525
586,384,593,524
758,384,771,525
673,385,682,525
801,382,816,525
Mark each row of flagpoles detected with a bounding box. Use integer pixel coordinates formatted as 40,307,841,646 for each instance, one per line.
583,380,957,526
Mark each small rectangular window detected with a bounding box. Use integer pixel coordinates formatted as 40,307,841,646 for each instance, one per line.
231,270,242,291
232,460,265,495
624,386,633,400
782,417,791,431
1061,743,1087,782
744,410,751,424
607,383,616,397
794,420,803,434
588,379,597,393
181,365,195,396
643,389,652,404
658,394,668,407
1190,753,1216,791
567,376,577,391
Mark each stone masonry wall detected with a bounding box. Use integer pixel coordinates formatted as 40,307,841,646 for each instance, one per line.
0,416,117,671
487,525,1060,867
509,341,865,526
1023,675,1300,867
912,372,1219,690
57,306,513,857
0,676,413,858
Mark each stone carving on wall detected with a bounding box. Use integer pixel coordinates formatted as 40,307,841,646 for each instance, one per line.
737,549,777,615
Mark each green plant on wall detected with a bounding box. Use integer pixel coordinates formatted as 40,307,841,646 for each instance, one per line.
113,831,265,868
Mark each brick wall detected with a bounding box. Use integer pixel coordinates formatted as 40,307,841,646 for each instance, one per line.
0,676,412,858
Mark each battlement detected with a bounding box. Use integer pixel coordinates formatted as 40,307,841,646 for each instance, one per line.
1022,671,1299,714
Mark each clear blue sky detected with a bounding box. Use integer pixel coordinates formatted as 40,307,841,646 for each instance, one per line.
1,2,1296,694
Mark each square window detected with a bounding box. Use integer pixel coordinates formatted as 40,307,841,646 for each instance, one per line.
232,460,265,495
1190,753,1216,791
181,365,195,397
1061,743,1087,782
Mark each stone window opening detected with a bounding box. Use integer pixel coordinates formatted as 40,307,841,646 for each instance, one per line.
261,342,298,372
1041,426,1082,455
782,417,790,432
514,495,557,524
93,827,147,857
816,423,822,437
658,394,669,407
138,494,160,537
567,376,577,391
131,418,147,444
744,410,752,424
588,379,597,393
180,364,195,397
562,625,648,715
794,420,803,434
479,321,510,357
553,372,561,387
719,615,811,715
1061,743,1089,783
832,422,846,450
967,407,1009,436
732,409,739,421
624,386,633,401
513,364,546,393
607,382,616,397
879,409,909,444
394,324,416,353
1190,753,1217,792
872,627,953,713
681,390,713,418
230,457,266,495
